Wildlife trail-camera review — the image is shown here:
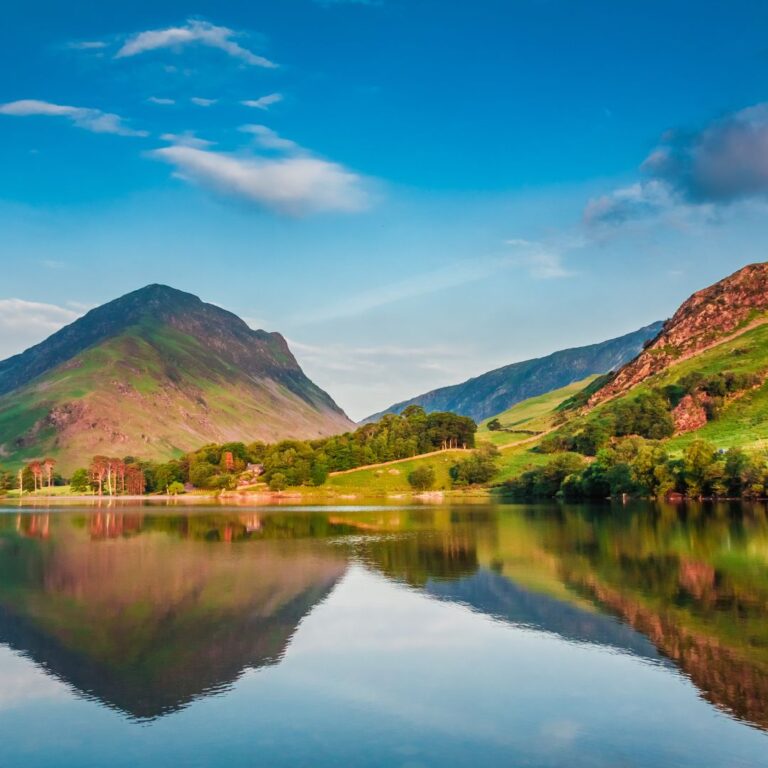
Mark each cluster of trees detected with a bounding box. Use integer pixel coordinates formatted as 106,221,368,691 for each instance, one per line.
15,408,478,495
542,369,759,458
505,436,768,500
405,443,500,492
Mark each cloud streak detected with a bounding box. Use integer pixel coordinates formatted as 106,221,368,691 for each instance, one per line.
241,93,283,110
0,99,147,137
116,19,277,68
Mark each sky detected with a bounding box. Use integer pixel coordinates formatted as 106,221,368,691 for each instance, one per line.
2,0,768,420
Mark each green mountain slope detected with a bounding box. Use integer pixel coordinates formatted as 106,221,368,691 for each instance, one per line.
364,322,662,424
0,285,353,471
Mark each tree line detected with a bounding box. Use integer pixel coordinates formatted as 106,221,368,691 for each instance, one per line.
0,407,479,495
505,436,768,500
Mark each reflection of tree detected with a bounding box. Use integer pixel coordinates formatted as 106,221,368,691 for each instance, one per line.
358,531,479,587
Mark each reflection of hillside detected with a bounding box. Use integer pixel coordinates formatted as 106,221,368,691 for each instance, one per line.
537,504,768,731
0,515,346,719
426,569,663,660
578,575,768,729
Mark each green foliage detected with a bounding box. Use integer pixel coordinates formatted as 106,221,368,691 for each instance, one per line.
450,443,499,486
505,435,768,500
167,481,185,496
407,466,436,491
69,468,90,493
487,418,502,432
268,473,287,492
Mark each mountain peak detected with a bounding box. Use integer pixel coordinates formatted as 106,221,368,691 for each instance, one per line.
591,261,768,404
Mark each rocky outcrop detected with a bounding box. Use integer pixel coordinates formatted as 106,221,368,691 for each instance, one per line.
672,393,710,434
591,262,768,405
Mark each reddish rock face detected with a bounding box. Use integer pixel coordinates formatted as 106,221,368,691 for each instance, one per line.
591,262,768,405
672,393,709,434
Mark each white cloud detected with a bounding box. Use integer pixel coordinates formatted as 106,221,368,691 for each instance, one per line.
147,96,175,105
160,131,214,148
115,19,277,68
239,124,298,152
150,143,369,215
0,99,147,137
241,93,283,110
504,238,574,279
0,299,81,359
67,41,107,50
190,97,217,107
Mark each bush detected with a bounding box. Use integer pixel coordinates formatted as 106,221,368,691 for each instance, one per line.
269,473,287,492
167,481,185,495
69,468,91,493
450,443,499,486
408,466,436,491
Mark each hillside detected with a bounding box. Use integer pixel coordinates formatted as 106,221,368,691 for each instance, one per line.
365,322,663,423
591,263,768,405
0,285,353,471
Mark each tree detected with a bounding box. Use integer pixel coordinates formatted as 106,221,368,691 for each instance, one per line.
43,458,56,491
450,443,499,486
70,469,90,494
269,473,287,492
167,481,185,495
487,418,502,432
408,466,436,491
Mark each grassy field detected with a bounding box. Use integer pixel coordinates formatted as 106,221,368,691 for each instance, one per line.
325,450,468,493
477,376,598,447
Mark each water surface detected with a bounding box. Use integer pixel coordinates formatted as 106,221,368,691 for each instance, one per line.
0,501,766,767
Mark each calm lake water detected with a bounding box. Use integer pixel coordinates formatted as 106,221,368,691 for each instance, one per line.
0,501,766,767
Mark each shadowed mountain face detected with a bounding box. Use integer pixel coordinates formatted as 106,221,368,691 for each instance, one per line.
0,284,353,471
365,322,663,423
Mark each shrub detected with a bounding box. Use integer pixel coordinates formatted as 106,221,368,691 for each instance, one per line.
408,466,436,491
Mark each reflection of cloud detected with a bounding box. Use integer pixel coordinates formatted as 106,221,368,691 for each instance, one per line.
539,719,581,747
0,648,68,711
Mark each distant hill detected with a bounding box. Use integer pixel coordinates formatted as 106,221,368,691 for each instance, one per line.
364,322,663,424
0,284,353,471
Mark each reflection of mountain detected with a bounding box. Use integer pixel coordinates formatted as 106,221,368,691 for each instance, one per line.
0,517,346,719
579,575,768,730
426,568,663,661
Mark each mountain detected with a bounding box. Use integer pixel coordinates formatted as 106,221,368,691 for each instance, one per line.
0,284,353,471
577,262,768,449
365,322,663,424
591,262,768,405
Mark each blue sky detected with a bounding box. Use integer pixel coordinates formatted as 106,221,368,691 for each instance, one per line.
2,0,768,418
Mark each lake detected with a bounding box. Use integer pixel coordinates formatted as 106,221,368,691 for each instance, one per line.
0,500,766,767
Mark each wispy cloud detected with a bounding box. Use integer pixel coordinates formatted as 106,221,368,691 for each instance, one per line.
585,102,768,227
504,238,575,278
239,124,298,152
160,131,214,148
0,299,81,358
241,93,283,110
147,96,175,105
0,99,147,137
67,41,107,50
190,97,217,107
115,19,277,68
294,253,542,325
